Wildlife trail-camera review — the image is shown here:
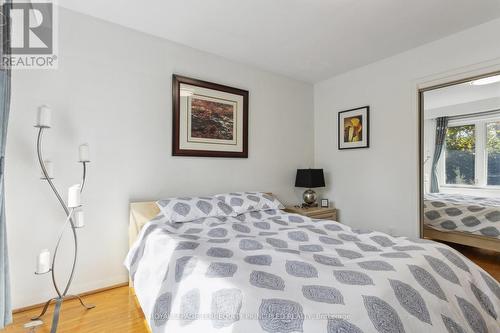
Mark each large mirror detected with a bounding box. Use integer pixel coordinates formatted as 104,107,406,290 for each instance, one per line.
420,72,500,251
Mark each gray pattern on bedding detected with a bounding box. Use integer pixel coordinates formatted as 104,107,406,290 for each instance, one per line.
424,193,500,238
125,210,500,333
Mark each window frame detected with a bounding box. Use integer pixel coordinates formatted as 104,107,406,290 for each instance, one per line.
439,114,500,189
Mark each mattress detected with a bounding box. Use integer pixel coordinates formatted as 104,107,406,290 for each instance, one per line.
125,209,500,333
424,193,500,238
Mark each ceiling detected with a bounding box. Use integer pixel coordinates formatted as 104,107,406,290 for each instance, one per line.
58,0,500,83
425,79,500,111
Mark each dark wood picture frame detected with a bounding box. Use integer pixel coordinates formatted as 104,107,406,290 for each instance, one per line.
338,106,370,150
172,74,249,158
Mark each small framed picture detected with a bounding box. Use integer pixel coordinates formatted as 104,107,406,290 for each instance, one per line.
338,106,369,150
320,199,329,208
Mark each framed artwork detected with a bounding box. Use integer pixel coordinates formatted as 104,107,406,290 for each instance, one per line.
338,106,369,150
320,198,329,208
172,75,249,157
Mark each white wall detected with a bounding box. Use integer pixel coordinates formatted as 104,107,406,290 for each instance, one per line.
6,9,314,308
314,18,500,237
425,97,500,120
423,118,435,193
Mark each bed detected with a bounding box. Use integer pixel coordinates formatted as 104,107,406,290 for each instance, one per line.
126,196,500,333
423,193,500,252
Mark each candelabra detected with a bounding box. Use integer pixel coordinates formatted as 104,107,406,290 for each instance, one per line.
32,106,95,333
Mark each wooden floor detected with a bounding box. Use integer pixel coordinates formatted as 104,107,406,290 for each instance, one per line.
447,242,500,281
4,244,498,332
4,286,150,333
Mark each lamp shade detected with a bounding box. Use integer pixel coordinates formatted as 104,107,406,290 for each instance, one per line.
295,169,325,188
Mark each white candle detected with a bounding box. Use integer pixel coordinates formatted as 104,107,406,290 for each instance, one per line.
36,105,51,127
36,249,50,274
74,210,85,228
41,160,54,179
78,144,90,162
68,184,82,208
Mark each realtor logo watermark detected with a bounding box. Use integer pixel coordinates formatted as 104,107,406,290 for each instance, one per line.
1,0,58,69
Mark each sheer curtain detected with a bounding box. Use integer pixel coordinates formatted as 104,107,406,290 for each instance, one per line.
430,117,448,193
0,0,12,328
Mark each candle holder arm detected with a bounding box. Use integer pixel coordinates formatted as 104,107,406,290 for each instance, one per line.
36,128,71,218
80,161,87,193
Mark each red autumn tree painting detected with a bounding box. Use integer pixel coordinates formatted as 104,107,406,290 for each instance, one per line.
190,97,235,140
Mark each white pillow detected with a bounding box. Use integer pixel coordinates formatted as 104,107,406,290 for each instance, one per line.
156,196,235,223
215,192,284,215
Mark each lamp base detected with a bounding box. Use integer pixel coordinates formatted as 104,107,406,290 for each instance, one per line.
302,189,317,207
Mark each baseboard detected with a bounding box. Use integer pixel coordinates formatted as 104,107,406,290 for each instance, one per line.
12,273,129,310
13,281,129,314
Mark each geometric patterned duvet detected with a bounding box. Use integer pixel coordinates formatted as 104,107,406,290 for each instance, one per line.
124,209,500,333
424,193,500,239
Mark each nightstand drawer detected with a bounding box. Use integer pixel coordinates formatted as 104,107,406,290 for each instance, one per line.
284,206,338,222
310,212,337,220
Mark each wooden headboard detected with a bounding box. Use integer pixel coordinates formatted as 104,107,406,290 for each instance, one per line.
129,201,160,247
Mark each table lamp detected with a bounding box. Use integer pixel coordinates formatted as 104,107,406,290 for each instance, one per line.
295,169,325,207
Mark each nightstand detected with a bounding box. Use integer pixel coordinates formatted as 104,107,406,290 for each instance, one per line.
284,206,338,221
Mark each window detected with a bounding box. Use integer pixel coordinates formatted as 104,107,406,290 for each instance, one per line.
445,124,475,185
441,115,500,188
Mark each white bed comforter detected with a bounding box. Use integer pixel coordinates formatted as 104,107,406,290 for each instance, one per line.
125,209,500,333
424,193,500,239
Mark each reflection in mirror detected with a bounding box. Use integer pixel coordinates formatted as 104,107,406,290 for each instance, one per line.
421,73,500,251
